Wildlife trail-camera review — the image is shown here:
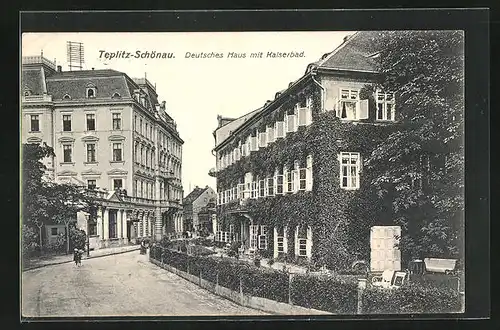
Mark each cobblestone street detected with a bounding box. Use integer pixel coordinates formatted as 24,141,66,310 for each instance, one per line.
22,251,268,317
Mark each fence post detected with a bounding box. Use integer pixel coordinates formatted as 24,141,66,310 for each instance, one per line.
239,274,244,305
357,278,367,315
288,272,293,305
216,271,219,294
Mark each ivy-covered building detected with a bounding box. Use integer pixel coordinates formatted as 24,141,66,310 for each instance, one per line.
211,32,403,267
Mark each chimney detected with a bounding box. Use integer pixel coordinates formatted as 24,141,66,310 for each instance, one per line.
57,65,62,72
92,68,95,70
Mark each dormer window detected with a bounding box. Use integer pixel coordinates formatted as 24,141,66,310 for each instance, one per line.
24,90,31,97
63,94,71,100
112,92,121,99
86,86,97,98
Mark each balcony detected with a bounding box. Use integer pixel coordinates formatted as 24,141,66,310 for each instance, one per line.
208,167,217,178
85,189,182,209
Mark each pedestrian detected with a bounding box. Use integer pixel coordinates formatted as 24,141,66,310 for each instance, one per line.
73,248,79,266
77,249,84,266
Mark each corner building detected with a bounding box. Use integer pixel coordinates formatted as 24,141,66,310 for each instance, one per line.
21,56,184,249
212,32,403,266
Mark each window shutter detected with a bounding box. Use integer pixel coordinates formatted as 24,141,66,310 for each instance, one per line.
306,226,313,259
294,226,299,256
283,167,288,193
298,107,307,126
283,226,288,254
333,96,339,116
273,227,278,258
305,107,312,125
359,99,369,119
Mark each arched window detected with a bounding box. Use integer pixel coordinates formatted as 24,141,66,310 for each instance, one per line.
63,94,71,100
112,92,121,98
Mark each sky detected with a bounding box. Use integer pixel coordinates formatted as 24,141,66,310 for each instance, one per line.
22,31,352,195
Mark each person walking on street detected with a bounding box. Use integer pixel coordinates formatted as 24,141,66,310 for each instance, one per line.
73,248,79,266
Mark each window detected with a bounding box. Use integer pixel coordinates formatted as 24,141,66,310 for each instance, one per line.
267,177,274,196
140,118,143,135
113,179,123,190
258,225,267,250
286,169,294,193
62,115,72,131
376,91,396,121
277,237,284,253
87,179,96,190
30,115,40,132
112,143,122,162
298,168,307,191
134,115,137,132
286,114,296,133
267,126,275,143
63,94,71,100
51,228,58,236
276,174,284,195
250,225,259,249
86,87,96,98
86,114,96,131
259,179,265,197
237,183,245,199
275,121,284,138
63,144,72,163
298,239,307,256
251,181,258,199
112,92,121,98
112,113,121,130
86,143,96,163
88,219,97,236
259,132,267,148
340,152,360,189
339,89,359,120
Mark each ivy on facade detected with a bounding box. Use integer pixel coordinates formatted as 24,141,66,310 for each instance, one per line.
215,84,399,269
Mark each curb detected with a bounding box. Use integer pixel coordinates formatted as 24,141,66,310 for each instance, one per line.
22,247,141,272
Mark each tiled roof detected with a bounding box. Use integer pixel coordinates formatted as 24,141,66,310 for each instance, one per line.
215,107,263,147
46,69,133,100
319,31,384,72
183,187,208,205
22,68,45,95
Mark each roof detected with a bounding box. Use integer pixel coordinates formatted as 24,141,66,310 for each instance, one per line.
214,107,263,147
318,31,384,72
183,187,208,205
45,69,135,100
213,31,385,150
22,68,45,95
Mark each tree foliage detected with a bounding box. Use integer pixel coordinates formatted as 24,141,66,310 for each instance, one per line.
22,143,100,255
367,31,465,260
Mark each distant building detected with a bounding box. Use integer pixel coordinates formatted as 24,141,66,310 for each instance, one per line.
182,186,216,236
21,55,184,249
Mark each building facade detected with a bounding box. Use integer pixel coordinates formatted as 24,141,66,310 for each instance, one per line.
182,186,216,236
212,32,406,264
21,56,184,249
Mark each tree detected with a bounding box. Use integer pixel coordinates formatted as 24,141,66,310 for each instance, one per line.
22,143,100,256
366,31,465,262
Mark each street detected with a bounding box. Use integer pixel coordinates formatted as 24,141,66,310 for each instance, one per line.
22,251,268,317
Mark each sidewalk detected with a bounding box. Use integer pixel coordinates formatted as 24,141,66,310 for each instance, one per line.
23,245,141,271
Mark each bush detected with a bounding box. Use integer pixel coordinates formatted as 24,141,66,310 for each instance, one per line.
22,224,39,258
69,226,87,250
362,283,462,314
290,274,358,314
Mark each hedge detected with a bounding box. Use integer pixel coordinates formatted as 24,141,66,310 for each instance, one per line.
290,274,358,314
362,285,462,314
150,246,462,314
